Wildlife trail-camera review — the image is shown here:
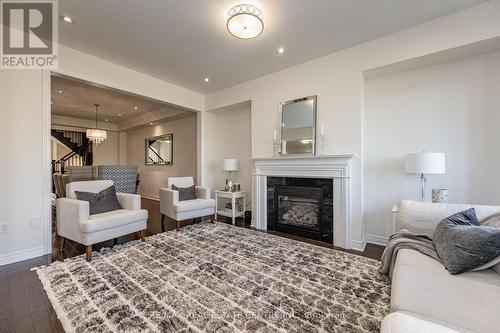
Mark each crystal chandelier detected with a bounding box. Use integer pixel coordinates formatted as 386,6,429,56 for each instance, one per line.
86,104,107,145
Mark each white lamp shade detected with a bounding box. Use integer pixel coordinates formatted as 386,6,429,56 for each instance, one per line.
223,159,239,171
405,152,445,174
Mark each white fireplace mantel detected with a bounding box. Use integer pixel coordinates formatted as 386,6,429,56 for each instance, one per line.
253,154,355,249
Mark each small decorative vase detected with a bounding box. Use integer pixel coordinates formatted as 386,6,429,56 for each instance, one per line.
432,189,448,203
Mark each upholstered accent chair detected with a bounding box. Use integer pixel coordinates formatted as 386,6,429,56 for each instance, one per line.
159,177,215,231
98,165,139,193
52,173,72,198
67,165,139,193
57,180,148,261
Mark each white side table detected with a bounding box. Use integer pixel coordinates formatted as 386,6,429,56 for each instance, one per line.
215,190,246,225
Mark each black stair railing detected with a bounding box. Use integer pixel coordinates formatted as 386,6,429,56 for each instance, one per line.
51,129,93,174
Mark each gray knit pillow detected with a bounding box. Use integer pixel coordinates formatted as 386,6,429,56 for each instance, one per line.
433,208,500,275
75,185,122,215
171,184,196,201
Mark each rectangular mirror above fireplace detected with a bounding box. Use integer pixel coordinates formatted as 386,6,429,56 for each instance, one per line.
145,134,173,165
280,95,317,155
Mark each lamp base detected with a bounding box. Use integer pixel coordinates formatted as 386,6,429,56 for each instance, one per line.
225,178,233,192
419,173,427,202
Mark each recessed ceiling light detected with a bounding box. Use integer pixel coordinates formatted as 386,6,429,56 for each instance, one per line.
204,77,210,82
118,113,122,117
57,90,63,94
62,16,74,24
278,47,285,54
104,118,109,122
227,4,264,39
149,122,153,125
134,106,139,110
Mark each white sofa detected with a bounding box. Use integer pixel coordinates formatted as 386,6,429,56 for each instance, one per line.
159,177,215,231
57,180,148,261
382,200,500,333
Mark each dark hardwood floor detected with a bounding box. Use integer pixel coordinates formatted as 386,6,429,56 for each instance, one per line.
0,198,385,333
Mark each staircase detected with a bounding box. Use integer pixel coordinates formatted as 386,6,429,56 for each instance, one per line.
51,129,93,174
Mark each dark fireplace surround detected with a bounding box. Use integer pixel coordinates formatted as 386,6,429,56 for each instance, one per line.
267,177,333,243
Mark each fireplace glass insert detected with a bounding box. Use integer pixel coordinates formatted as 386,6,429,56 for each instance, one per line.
267,177,333,243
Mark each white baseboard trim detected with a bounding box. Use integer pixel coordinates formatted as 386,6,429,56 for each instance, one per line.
0,246,45,266
141,194,159,201
364,234,388,246
350,238,366,252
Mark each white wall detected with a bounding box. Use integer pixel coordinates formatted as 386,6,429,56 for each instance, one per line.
0,43,203,264
204,107,252,201
127,115,197,200
364,50,500,239
119,132,128,164
0,71,46,263
204,1,500,249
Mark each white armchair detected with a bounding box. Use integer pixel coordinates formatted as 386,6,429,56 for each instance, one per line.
159,177,215,231
57,180,148,261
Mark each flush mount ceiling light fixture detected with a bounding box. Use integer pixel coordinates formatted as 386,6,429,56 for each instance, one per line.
226,4,263,39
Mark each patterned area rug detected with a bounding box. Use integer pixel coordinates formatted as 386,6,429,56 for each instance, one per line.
36,223,390,333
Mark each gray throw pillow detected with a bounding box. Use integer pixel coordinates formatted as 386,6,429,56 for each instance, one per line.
172,184,196,201
472,213,500,271
75,185,122,215
433,208,500,275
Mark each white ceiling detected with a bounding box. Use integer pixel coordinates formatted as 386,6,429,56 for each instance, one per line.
59,0,488,93
51,75,195,131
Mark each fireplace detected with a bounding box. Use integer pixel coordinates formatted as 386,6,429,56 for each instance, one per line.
253,155,354,249
267,177,333,243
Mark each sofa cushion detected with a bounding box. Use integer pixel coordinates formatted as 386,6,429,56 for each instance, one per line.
391,249,500,333
472,255,500,272
395,200,500,235
494,262,500,274
433,208,500,274
75,185,122,215
174,198,215,213
381,312,463,333
80,209,148,233
480,212,500,227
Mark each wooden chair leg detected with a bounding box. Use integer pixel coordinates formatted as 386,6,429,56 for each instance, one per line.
86,245,92,262
138,230,145,242
161,214,165,233
177,220,180,231
58,236,65,252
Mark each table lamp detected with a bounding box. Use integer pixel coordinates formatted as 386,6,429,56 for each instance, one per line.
405,152,445,202
223,159,239,191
